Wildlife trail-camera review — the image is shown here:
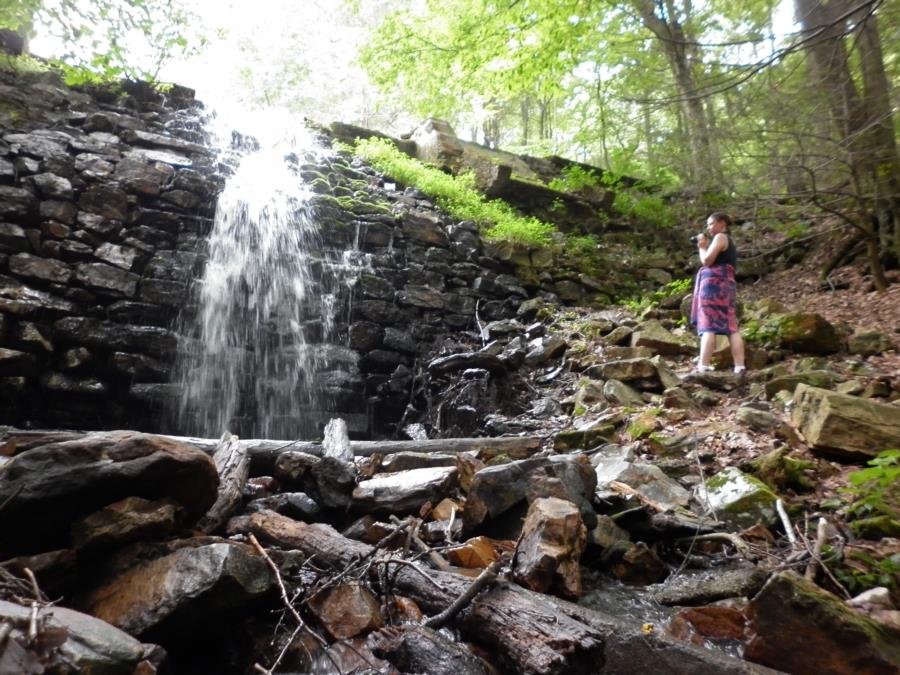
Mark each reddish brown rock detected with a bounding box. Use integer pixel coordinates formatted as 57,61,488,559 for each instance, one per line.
308,582,383,640
79,541,271,636
668,606,746,646
70,496,180,553
512,497,586,598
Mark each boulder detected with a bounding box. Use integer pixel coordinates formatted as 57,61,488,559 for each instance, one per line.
745,571,900,674
79,542,272,636
791,384,900,460
0,599,152,675
594,456,690,511
0,222,31,252
0,431,218,555
245,492,321,521
512,497,586,598
776,312,842,354
463,457,548,530
694,467,777,529
603,541,669,584
308,582,383,640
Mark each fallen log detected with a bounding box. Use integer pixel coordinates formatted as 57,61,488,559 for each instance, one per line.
0,430,543,474
196,432,249,534
241,510,604,675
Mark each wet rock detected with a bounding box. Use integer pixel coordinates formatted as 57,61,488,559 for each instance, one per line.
245,492,321,521
75,262,140,297
352,466,457,514
0,222,30,252
108,352,168,381
428,350,507,375
41,371,107,397
0,186,38,220
30,172,74,200
369,624,492,675
654,567,768,606
54,317,177,356
604,541,669,584
513,497,586,597
463,457,549,530
791,384,900,460
9,252,73,284
587,514,631,548
0,431,217,555
745,571,900,674
95,242,140,270
668,605,746,645
70,496,180,553
446,535,502,568
0,347,38,375
113,157,172,196
694,467,777,529
80,542,272,636
312,456,358,509
348,321,383,351
397,284,446,309
79,184,129,221
0,599,152,675
274,451,321,484
308,581,383,640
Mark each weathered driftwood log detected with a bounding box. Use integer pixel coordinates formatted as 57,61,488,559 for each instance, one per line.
195,432,249,534
241,510,604,675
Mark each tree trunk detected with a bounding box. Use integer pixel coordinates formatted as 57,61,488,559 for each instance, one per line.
629,0,718,191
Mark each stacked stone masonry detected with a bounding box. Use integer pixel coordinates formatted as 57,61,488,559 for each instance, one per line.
0,72,533,437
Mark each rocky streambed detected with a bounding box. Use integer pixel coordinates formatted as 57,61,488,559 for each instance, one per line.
2,294,899,674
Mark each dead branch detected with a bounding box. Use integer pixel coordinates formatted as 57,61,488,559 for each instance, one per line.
424,559,502,629
805,517,829,581
776,498,798,547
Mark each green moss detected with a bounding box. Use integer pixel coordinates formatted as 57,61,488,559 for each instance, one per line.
353,137,557,247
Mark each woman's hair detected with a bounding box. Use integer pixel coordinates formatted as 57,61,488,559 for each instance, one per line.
709,212,732,228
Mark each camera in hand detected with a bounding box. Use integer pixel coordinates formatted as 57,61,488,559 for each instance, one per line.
690,233,703,244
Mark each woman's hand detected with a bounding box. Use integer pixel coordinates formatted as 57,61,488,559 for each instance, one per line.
696,233,709,248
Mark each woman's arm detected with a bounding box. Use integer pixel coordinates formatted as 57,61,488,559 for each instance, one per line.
699,232,728,266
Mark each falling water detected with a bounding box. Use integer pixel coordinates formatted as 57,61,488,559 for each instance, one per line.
175,116,364,439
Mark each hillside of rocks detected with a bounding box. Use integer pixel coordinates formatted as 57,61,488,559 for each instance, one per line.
1,64,899,675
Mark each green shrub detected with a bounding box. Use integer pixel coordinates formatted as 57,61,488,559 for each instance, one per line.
352,137,557,247
624,277,692,314
843,449,900,521
548,165,600,193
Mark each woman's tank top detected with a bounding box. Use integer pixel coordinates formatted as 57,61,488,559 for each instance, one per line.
713,233,737,269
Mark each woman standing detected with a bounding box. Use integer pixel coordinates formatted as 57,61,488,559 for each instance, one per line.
690,212,746,374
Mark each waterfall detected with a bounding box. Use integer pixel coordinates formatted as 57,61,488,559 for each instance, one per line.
174,117,364,440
